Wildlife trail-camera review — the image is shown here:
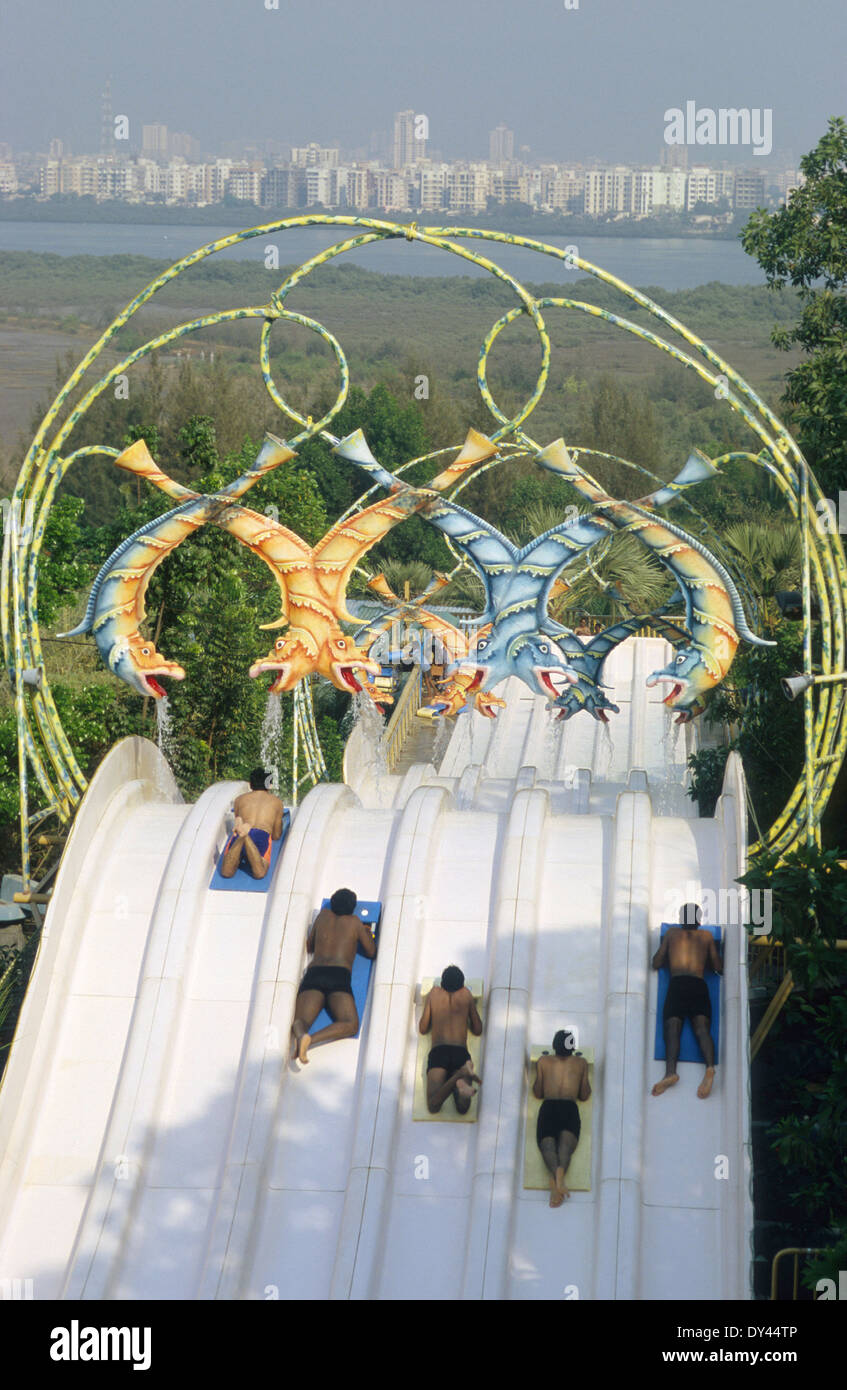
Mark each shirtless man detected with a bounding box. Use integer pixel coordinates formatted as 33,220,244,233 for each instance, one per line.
652,902,722,1099
291,888,376,1064
220,768,285,879
419,966,483,1115
533,1029,591,1207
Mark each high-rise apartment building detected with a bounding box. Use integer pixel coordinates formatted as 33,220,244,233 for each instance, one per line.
393,109,426,167
733,171,766,210
489,124,515,165
142,124,169,159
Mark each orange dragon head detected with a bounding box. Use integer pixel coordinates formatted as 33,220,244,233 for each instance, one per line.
249,624,384,705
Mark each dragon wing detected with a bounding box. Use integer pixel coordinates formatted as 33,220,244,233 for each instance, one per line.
107,436,310,630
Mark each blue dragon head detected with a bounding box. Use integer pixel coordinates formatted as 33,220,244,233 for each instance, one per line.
510,633,580,703
515,632,620,723
646,645,715,717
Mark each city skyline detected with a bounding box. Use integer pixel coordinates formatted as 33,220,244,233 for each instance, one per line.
1,0,843,168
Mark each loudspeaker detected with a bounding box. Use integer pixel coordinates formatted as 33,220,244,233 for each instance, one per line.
781,673,812,701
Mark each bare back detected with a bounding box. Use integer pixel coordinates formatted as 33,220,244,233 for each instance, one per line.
233,788,284,836
535,1054,590,1102
662,926,721,979
420,985,482,1047
309,908,374,969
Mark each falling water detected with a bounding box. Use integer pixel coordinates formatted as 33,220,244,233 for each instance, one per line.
260,692,284,793
352,691,388,795
543,712,562,781
155,696,176,792
432,714,451,771
596,719,614,783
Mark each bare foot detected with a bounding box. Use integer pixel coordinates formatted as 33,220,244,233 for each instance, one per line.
297,1029,312,1065
555,1166,571,1200
697,1066,716,1099
291,1019,305,1062
549,1176,565,1208
458,1061,482,1089
652,1074,679,1097
455,1078,474,1104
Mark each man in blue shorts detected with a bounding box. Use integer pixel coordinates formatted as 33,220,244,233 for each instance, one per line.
220,768,285,879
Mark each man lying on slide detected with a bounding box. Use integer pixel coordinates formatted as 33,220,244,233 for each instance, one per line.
652,901,723,1099
534,1029,591,1207
220,767,285,879
420,965,483,1114
291,888,376,1064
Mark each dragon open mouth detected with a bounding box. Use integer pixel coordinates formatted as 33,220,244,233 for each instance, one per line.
538,668,577,699
139,667,182,699
663,682,685,705
339,665,363,693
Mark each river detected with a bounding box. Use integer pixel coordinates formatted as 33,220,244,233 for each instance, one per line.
0,220,764,291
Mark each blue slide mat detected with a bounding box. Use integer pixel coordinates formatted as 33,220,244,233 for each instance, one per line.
309,900,382,1038
208,811,291,892
654,923,721,1064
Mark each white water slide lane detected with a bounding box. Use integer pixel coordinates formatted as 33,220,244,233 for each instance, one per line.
0,636,752,1299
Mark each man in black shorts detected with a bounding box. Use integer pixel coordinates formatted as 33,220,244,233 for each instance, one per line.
533,1029,591,1207
291,888,376,1064
419,965,483,1114
652,902,723,1099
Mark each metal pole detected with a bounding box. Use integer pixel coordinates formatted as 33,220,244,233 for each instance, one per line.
292,687,300,808
798,458,815,846
8,504,31,890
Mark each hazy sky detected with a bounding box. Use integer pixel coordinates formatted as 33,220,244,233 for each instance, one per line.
2,0,845,163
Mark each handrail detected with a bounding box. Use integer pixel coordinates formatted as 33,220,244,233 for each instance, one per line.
770,1246,824,1300
383,666,423,773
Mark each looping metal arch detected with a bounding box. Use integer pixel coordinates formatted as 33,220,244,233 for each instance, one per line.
3,216,844,888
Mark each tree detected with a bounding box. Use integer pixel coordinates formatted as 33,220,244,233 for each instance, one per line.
741,118,847,497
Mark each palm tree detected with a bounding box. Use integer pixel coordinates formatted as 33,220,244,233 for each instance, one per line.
517,502,675,624
722,521,801,627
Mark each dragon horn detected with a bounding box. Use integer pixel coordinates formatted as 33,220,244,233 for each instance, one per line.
429,429,499,492
333,430,399,491
368,574,399,602
114,439,182,493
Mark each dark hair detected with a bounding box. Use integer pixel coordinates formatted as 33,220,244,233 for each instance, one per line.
250,767,270,791
680,902,702,928
330,888,357,916
440,965,465,993
553,1028,577,1057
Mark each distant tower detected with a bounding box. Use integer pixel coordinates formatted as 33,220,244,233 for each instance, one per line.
661,143,688,169
100,77,114,161
489,124,514,165
393,109,425,167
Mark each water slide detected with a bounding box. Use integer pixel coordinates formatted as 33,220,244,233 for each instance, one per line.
0,636,752,1300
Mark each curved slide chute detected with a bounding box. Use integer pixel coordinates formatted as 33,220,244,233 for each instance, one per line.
0,637,751,1300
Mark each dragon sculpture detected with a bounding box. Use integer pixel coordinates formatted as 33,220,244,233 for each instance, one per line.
535,440,775,715
59,432,294,697
71,432,491,703
334,428,718,717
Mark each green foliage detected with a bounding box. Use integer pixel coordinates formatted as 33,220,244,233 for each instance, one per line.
0,709,20,872
36,494,91,627
686,745,730,817
696,623,804,831
742,117,847,497
0,935,39,1076
803,1234,847,1296
740,846,847,1235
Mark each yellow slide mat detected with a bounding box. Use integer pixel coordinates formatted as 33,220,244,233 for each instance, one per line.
523,1045,594,1192
412,978,484,1123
